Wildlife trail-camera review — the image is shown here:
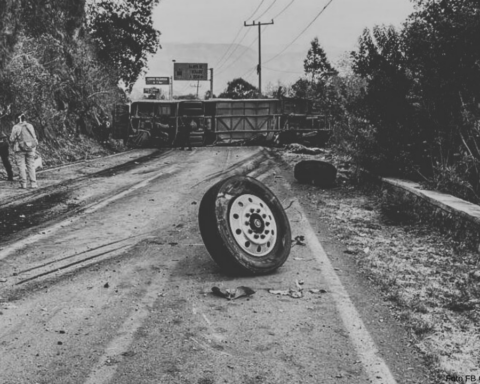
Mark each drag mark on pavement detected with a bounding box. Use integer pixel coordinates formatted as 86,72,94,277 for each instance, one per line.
0,166,179,263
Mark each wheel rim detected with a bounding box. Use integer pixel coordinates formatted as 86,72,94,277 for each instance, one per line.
229,194,278,257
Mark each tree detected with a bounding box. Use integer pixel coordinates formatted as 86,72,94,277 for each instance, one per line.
344,0,480,201
87,0,161,91
304,37,337,81
0,1,24,71
21,0,86,39
218,78,260,99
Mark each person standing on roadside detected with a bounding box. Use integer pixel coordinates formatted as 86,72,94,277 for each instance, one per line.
10,113,38,189
0,131,14,181
177,117,194,151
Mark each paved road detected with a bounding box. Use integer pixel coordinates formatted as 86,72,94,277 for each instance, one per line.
0,147,430,384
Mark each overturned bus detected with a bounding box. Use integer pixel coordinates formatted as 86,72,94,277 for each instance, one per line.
112,98,329,147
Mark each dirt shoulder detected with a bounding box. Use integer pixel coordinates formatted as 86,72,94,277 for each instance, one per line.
0,148,162,242
277,148,480,383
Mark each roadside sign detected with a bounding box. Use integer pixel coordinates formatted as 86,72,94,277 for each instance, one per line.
146,77,170,85
144,87,160,94
174,63,208,81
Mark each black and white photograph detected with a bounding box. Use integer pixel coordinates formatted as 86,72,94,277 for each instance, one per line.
0,1,479,383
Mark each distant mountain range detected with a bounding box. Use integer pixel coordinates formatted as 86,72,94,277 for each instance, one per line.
131,42,346,100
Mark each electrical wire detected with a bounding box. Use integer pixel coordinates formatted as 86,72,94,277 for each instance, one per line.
263,66,303,74
239,65,258,80
216,0,296,76
272,0,295,19
213,0,266,68
215,28,254,72
246,0,267,20
255,0,277,21
216,26,266,77
263,0,336,65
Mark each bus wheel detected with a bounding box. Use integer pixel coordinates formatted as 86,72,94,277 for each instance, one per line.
198,176,291,275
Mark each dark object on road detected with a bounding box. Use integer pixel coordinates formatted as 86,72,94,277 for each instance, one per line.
211,286,255,300
199,176,292,275
292,235,306,246
294,160,337,187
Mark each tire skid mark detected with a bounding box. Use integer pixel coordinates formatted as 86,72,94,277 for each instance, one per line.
190,148,267,189
16,232,158,276
15,243,136,285
0,149,171,210
0,165,180,263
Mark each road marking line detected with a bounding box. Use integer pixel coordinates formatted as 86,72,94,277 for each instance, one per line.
290,196,398,383
252,166,397,383
0,166,179,262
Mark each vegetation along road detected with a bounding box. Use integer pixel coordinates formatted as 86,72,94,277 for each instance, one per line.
0,147,443,384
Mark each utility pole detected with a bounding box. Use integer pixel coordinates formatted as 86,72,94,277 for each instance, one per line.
190,81,200,98
209,68,214,98
244,20,274,95
171,59,176,100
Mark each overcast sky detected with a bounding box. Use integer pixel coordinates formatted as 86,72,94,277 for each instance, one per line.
145,0,415,96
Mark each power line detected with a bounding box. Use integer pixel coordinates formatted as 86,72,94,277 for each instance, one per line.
213,0,266,68
264,0,336,65
216,27,265,77
263,66,303,74
272,0,295,19
216,28,254,72
239,65,258,80
246,0,267,20
217,0,297,76
255,0,278,21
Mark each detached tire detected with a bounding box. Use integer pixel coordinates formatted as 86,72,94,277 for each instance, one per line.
199,176,291,275
294,160,337,187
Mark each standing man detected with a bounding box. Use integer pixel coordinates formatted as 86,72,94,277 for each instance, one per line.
0,131,14,181
177,117,193,151
10,113,38,189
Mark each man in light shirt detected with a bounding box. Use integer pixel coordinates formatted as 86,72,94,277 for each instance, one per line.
10,113,38,189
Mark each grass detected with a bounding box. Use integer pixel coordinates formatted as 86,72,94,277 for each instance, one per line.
281,150,480,382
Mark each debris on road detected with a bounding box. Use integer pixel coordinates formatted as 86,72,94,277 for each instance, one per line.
285,143,324,155
309,288,327,294
211,286,255,300
292,235,306,247
269,280,305,299
0,278,7,283
269,288,303,299
103,282,109,288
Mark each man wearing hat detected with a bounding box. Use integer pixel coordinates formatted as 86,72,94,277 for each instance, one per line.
0,130,14,181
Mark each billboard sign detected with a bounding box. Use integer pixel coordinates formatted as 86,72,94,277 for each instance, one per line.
143,87,160,94
174,63,208,81
145,77,170,85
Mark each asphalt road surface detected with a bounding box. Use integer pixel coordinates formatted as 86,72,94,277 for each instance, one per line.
0,147,431,384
